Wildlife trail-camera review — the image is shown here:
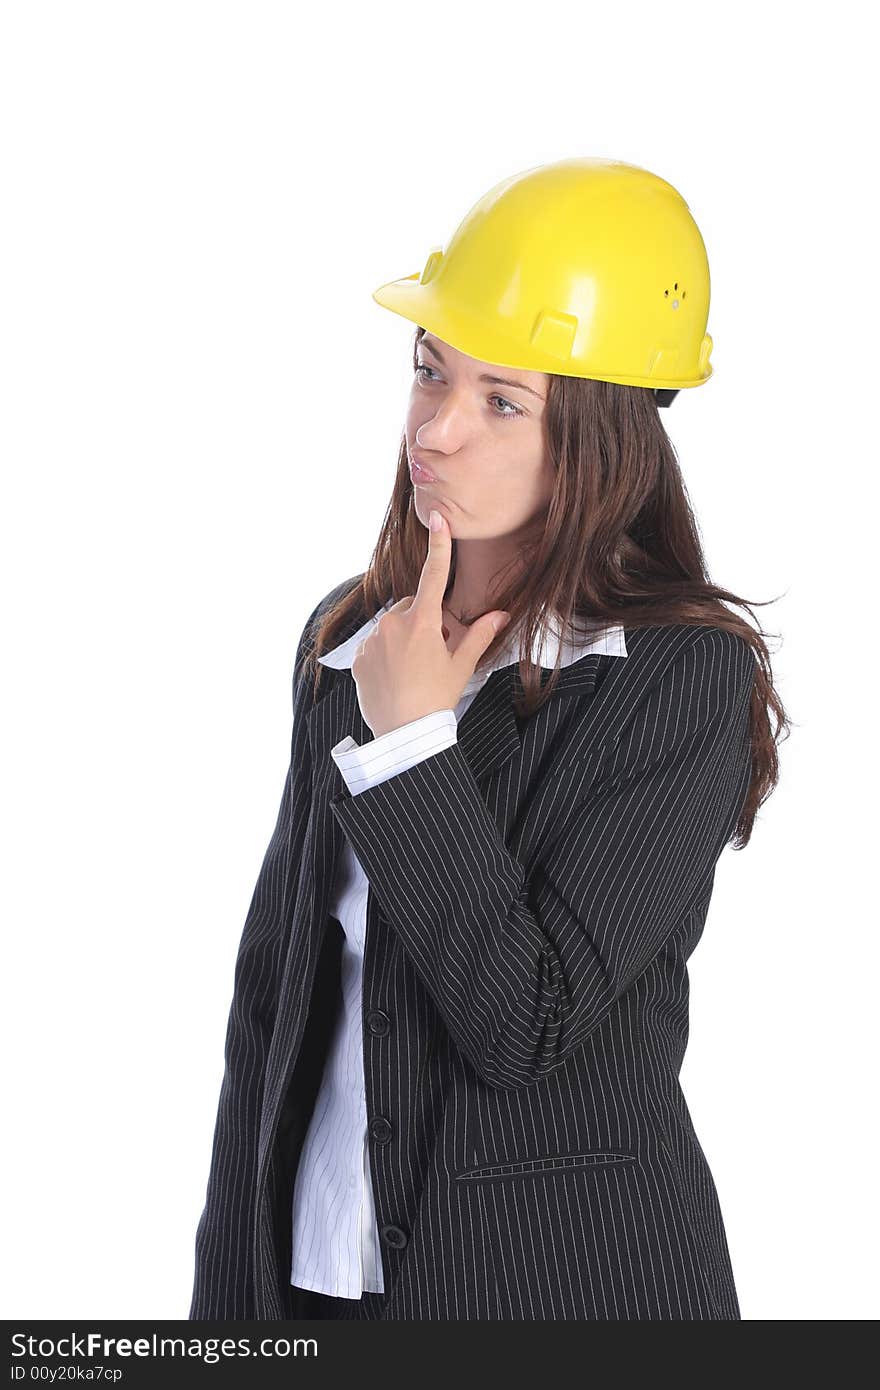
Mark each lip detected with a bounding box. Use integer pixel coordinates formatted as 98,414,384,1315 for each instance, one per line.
409,458,440,483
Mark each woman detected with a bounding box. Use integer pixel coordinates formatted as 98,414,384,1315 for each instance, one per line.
189,158,788,1321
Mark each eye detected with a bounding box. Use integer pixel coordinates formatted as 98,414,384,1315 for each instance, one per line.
414,363,524,420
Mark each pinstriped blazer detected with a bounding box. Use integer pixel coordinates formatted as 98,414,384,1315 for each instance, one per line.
189,573,756,1321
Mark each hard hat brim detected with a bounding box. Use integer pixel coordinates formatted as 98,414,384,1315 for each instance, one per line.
372,274,712,391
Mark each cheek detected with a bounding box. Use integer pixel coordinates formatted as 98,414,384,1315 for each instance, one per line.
481,449,545,495
536,455,555,499
476,460,551,522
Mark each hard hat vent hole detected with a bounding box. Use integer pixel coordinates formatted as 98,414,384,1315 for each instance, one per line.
664,284,686,309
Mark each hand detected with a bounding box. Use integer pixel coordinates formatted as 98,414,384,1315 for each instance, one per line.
351,508,511,739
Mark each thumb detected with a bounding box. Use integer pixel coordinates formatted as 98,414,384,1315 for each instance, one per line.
457,611,511,670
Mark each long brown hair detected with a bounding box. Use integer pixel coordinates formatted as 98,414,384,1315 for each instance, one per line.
304,324,789,849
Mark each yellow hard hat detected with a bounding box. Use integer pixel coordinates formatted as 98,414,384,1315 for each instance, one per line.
372,157,713,407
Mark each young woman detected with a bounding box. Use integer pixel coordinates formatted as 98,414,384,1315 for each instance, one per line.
189,158,787,1321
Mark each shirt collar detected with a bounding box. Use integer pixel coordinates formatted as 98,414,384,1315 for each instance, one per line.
317,599,628,696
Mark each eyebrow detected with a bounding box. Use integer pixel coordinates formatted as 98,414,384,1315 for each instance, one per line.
419,337,546,400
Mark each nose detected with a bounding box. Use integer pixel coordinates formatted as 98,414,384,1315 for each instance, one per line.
415,391,477,445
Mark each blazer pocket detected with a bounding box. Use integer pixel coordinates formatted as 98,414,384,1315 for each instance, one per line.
454,1149,637,1182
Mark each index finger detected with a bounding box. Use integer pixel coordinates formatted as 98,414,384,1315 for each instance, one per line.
411,507,451,620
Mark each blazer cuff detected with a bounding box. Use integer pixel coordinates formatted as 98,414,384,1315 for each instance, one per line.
330,709,458,795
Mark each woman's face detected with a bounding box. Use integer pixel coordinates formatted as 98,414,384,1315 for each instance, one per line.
406,332,554,540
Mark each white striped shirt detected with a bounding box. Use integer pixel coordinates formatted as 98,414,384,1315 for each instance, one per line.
289,601,628,1298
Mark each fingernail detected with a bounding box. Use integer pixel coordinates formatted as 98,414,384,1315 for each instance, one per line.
429,509,442,532
494,613,511,631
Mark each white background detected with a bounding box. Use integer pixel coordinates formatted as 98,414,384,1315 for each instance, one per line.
2,1,876,1322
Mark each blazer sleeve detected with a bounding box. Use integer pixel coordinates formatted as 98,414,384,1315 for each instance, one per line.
328,627,755,1092
189,587,335,1319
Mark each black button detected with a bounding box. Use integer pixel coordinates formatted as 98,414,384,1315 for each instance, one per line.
380,1224,408,1250
369,1115,393,1144
366,1010,391,1036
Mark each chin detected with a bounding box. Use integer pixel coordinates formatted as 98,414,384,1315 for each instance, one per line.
420,499,452,529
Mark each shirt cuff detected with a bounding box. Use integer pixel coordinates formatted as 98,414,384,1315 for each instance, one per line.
330,709,458,795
